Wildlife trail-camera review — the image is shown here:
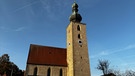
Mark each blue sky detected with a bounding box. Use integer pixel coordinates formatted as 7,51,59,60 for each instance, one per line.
0,0,135,76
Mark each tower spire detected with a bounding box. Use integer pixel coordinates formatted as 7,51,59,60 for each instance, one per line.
69,2,82,22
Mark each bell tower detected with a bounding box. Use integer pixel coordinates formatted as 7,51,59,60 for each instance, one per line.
67,2,91,76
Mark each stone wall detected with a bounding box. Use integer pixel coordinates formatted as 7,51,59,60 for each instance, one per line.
25,64,67,76
67,22,91,76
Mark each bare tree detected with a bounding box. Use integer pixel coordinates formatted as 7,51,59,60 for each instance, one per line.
97,59,110,75
96,59,135,76
108,69,122,76
124,70,135,76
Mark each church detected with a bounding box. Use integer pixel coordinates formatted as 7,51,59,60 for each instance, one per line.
25,2,91,76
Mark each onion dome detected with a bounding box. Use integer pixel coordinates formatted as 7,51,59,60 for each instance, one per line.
69,2,82,22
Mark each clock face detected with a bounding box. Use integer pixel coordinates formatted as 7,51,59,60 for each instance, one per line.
78,40,82,45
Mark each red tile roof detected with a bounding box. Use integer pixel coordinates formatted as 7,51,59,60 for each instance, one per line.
27,44,67,67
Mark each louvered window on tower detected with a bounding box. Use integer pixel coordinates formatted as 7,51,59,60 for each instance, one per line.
77,25,80,31
33,67,37,76
78,34,81,39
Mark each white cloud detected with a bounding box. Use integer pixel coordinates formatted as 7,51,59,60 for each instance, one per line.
120,62,135,69
0,26,26,32
12,1,39,13
100,51,109,55
110,44,135,54
14,27,25,32
91,44,135,59
90,51,109,58
0,26,8,30
124,44,135,50
39,0,69,21
0,26,11,32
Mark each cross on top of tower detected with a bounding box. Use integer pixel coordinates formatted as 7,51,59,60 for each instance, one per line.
69,2,82,22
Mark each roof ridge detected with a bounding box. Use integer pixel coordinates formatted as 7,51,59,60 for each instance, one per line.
30,44,66,49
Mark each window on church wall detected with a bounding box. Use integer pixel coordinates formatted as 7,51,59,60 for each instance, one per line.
60,69,63,76
33,67,37,76
47,68,51,76
77,25,80,31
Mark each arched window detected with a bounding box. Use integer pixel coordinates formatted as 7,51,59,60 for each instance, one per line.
60,69,63,76
78,34,81,39
33,67,37,76
77,25,80,31
47,68,51,76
